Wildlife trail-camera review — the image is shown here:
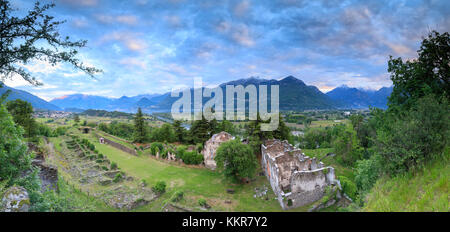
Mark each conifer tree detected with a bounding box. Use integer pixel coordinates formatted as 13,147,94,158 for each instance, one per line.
133,108,147,143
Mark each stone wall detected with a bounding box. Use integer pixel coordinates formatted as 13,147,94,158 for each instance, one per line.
94,133,137,156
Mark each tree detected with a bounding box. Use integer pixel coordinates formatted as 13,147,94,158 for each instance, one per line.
273,114,290,141
133,107,147,143
246,113,273,155
375,95,449,175
388,31,449,109
6,99,36,138
215,140,258,182
0,103,32,184
74,114,80,124
189,115,210,145
332,124,363,166
218,119,235,135
0,1,101,85
159,123,176,143
172,120,186,143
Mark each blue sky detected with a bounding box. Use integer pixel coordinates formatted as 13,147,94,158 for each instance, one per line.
4,0,450,101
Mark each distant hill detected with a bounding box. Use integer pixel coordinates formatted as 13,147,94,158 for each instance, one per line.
50,94,114,110
326,85,393,109
50,93,164,112
0,83,61,111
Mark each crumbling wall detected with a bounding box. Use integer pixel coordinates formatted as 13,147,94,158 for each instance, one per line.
93,133,137,156
261,139,339,210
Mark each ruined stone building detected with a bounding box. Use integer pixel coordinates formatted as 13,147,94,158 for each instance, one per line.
202,131,234,170
261,139,339,210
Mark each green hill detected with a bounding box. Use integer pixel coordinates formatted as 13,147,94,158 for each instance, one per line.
363,147,449,212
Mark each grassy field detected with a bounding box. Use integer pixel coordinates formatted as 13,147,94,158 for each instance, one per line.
287,119,349,130
363,147,449,212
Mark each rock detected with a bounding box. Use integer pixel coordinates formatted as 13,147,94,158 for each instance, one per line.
1,186,30,212
225,200,232,204
226,189,235,194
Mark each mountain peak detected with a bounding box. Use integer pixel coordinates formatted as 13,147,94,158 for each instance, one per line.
280,76,305,85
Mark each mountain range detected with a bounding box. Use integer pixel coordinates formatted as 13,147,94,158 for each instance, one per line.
326,85,393,109
1,76,393,112
0,83,61,111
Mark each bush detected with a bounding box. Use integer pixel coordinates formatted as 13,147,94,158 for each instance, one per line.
181,151,203,165
152,181,166,194
140,179,147,187
198,198,207,207
376,95,449,175
175,146,187,159
339,176,357,200
171,191,184,202
113,173,123,183
355,153,382,193
110,162,118,170
150,142,164,156
332,124,363,166
215,140,258,181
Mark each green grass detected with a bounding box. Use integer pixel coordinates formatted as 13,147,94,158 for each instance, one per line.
287,119,349,130
303,148,355,181
363,148,449,212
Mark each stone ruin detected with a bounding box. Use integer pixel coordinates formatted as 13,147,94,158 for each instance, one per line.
261,139,339,210
1,186,30,212
201,131,234,170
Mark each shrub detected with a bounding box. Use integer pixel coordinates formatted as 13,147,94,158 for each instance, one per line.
110,162,118,170
97,153,104,159
161,149,168,159
113,173,123,183
332,125,364,166
287,199,293,206
355,153,382,193
198,198,207,207
171,191,184,202
181,151,203,165
175,146,187,159
150,142,164,156
339,176,357,200
140,179,147,187
375,95,449,175
152,181,166,194
215,140,258,181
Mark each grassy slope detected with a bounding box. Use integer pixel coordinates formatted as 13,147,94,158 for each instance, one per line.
363,147,449,212
303,148,356,181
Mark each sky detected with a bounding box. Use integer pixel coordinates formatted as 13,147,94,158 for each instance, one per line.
3,0,450,101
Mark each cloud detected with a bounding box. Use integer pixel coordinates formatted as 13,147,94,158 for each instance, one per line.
8,0,448,100
233,0,251,17
58,0,99,7
118,58,147,69
95,14,139,25
100,32,148,52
